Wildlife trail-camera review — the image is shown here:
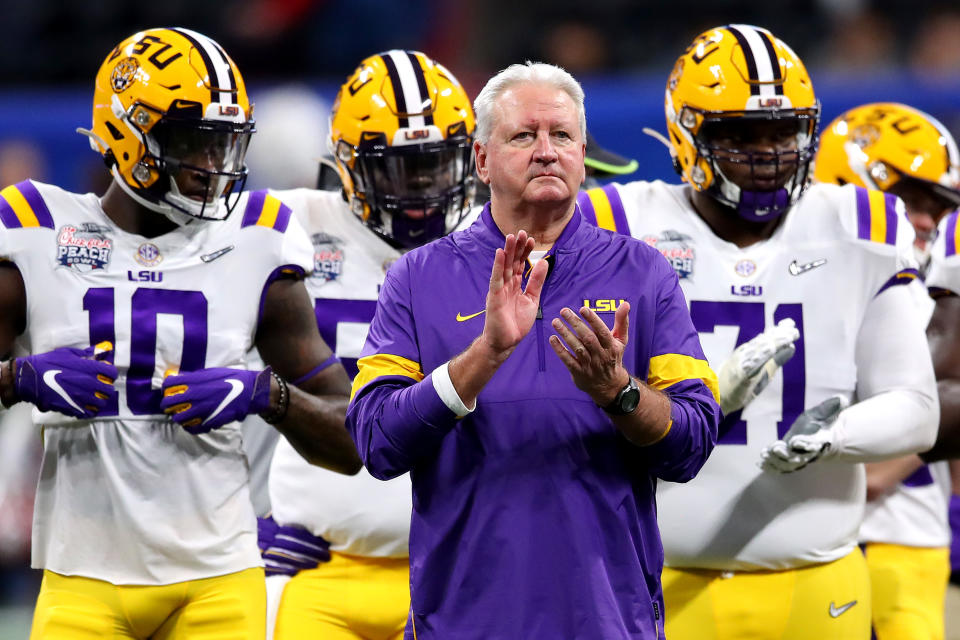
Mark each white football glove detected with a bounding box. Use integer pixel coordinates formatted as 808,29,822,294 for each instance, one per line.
717,318,800,415
760,395,850,473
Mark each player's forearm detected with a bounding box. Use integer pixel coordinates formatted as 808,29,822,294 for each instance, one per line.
865,455,925,500
271,384,362,475
830,387,938,462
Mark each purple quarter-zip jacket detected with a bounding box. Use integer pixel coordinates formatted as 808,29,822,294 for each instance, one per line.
347,203,720,639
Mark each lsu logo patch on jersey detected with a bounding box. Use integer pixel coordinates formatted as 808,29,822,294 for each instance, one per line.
56,224,112,272
642,230,696,279
310,232,344,284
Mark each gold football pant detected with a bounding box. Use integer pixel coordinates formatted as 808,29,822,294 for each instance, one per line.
864,542,948,640
30,567,266,639
662,549,871,639
274,551,409,640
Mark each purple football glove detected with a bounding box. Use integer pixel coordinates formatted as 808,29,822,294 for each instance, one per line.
160,366,272,434
257,515,331,576
15,342,117,418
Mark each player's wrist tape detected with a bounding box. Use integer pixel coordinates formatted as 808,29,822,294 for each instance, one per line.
261,371,289,424
432,361,475,417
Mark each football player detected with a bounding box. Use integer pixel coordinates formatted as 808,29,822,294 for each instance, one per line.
0,28,361,639
577,25,938,638
815,102,960,640
256,50,476,639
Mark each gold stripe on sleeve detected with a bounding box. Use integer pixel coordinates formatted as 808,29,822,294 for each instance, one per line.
350,353,425,400
647,353,720,403
0,185,40,227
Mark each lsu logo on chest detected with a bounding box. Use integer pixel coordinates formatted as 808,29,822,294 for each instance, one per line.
582,298,627,313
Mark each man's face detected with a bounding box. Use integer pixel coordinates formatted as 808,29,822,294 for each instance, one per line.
475,83,585,208
702,118,803,192
888,178,956,256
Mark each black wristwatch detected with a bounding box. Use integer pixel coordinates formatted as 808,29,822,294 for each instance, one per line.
602,377,641,415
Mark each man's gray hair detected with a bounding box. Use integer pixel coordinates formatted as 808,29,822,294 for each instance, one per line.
473,62,586,144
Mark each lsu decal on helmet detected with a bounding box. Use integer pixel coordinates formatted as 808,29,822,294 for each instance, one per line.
329,50,475,248
665,24,820,221
82,28,255,225
815,102,960,264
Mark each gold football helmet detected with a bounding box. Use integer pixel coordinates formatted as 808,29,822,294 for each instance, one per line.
329,50,475,247
815,102,960,204
665,25,820,221
83,28,255,224
815,102,960,264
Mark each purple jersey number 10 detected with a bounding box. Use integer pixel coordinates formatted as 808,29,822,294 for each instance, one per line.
83,287,208,416
690,300,805,444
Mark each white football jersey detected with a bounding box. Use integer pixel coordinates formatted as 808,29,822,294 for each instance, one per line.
0,180,312,585
859,210,960,549
580,181,921,570
261,192,485,555
859,287,950,548
266,188,411,557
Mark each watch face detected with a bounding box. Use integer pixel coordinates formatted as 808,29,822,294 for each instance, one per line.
621,388,641,414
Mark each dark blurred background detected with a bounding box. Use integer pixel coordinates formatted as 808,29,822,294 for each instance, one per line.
2,0,960,635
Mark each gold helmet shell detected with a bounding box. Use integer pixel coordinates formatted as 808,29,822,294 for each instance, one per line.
87,28,255,224
329,50,475,247
815,102,960,206
665,24,820,221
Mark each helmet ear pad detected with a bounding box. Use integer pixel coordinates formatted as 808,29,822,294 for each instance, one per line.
89,28,255,224
329,50,477,248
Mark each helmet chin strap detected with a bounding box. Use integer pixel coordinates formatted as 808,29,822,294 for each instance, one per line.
736,188,791,222
715,167,793,222
109,168,202,227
